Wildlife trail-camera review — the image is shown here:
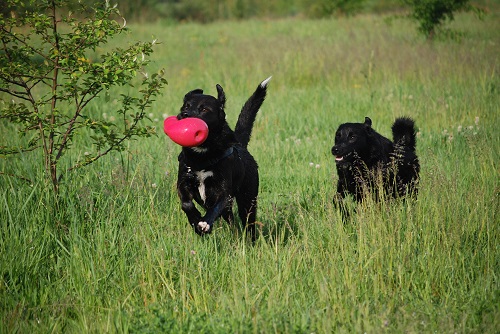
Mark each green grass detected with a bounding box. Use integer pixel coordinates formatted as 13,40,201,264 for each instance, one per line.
1,12,499,333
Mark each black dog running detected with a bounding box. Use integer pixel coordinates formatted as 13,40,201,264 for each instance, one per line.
175,77,271,240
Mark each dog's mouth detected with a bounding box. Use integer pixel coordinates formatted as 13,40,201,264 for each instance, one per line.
334,152,353,164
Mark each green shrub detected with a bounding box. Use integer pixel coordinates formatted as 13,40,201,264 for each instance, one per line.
0,0,167,193
401,0,485,39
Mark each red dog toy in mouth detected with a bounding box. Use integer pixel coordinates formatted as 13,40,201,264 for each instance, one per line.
163,116,209,147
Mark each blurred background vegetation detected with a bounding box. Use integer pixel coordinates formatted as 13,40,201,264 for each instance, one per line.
1,0,496,23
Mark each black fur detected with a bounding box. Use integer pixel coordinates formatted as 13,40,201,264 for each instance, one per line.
175,77,271,240
331,116,420,215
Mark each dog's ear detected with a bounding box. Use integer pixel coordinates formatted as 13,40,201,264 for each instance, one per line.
216,84,226,110
364,117,372,127
183,89,203,103
364,117,373,135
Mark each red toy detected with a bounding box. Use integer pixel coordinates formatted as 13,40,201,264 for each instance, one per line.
163,116,209,147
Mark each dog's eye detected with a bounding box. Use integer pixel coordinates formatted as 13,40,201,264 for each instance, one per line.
201,107,209,113
349,134,356,140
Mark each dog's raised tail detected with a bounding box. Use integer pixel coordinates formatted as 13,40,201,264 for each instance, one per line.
392,117,417,151
235,76,271,148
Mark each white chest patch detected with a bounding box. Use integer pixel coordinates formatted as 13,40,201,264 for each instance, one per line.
195,170,213,203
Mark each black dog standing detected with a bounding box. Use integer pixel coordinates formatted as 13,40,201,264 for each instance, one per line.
175,77,271,240
331,116,420,216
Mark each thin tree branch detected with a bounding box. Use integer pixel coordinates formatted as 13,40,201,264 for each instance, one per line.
0,144,41,155
53,85,103,163
0,88,32,102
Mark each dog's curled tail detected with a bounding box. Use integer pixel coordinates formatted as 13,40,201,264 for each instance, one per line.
235,76,271,148
392,117,417,151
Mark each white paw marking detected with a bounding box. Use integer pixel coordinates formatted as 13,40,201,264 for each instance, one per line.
260,76,272,88
198,221,211,232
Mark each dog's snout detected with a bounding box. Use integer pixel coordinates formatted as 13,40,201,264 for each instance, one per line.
179,111,190,119
331,146,339,155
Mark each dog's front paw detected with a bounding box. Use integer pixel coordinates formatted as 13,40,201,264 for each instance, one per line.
332,193,344,208
197,221,211,233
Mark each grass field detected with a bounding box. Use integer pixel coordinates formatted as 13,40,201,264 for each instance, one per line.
1,11,499,333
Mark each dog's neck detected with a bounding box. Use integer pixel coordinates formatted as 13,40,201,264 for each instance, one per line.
182,144,238,170
180,122,239,170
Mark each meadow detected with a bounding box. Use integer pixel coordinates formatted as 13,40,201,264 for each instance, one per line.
1,11,499,333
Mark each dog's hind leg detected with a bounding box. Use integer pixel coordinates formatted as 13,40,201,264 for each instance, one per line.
236,195,258,241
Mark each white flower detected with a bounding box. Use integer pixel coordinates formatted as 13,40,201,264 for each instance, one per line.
309,162,314,167
151,183,157,188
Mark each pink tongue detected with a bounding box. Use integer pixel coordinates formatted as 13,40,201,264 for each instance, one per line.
335,156,343,161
